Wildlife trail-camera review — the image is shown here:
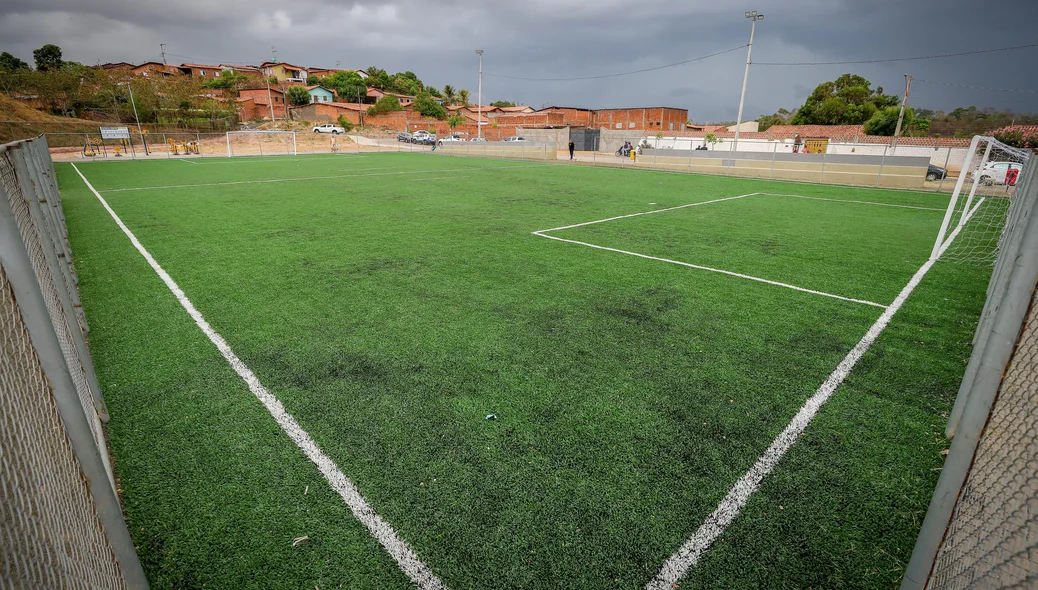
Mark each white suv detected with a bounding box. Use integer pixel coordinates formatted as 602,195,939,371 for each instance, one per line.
975,161,1023,185
312,123,345,135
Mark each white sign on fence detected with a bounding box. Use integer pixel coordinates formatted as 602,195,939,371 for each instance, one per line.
98,126,130,140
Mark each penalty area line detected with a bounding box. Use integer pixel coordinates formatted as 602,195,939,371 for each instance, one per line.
71,163,447,590
532,232,887,309
644,216,972,590
533,192,760,233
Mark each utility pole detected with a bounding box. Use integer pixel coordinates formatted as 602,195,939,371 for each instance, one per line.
266,79,276,121
891,74,914,150
160,44,167,65
733,10,764,152
476,50,484,139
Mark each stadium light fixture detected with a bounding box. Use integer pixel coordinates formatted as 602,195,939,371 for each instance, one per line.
733,10,764,152
476,50,484,139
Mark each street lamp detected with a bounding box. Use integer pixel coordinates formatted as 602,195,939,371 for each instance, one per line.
476,50,484,139
733,10,763,152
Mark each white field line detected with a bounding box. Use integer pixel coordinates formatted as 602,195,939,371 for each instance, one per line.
644,217,973,590
532,233,887,308
408,176,471,181
534,193,759,233
177,158,199,165
194,155,370,165
759,192,946,212
71,164,447,590
101,163,553,192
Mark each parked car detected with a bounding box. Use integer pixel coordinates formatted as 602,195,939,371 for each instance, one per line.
397,132,412,142
469,137,489,142
437,135,467,146
926,164,948,181
974,161,1023,185
312,123,345,135
503,136,526,142
410,130,433,144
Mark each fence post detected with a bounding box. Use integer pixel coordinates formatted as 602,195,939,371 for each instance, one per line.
770,141,778,180
937,146,953,194
257,133,263,156
593,137,598,167
196,133,202,157
653,139,658,171
876,145,888,187
292,131,297,156
819,146,827,183
226,132,232,157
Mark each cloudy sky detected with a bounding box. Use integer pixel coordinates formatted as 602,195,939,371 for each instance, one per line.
1,0,1035,121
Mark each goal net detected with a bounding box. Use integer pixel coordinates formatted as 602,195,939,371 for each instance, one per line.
225,131,297,158
932,136,1031,265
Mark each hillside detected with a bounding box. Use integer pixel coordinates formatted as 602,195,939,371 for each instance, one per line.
0,93,108,144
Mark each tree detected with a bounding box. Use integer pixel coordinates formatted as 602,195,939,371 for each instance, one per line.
990,126,1038,150
442,85,456,106
491,100,516,108
447,113,464,129
388,73,420,96
413,91,447,119
324,70,366,103
863,106,930,136
285,85,311,106
756,107,795,131
33,44,63,71
791,74,898,126
203,70,248,92
363,66,390,90
458,89,470,106
366,95,405,115
425,86,442,98
0,51,29,71
336,115,354,132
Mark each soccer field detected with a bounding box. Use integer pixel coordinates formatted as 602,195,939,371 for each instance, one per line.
57,152,992,589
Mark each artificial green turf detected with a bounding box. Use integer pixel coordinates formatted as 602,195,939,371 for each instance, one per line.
59,153,984,589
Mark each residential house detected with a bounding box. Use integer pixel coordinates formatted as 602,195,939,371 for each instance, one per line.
260,61,308,82
131,62,179,78
98,62,135,73
177,63,222,78
498,105,535,114
366,87,414,107
238,87,288,119
535,107,594,127
306,86,336,103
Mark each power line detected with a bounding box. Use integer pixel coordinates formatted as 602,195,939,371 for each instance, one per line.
755,42,1037,66
485,45,746,81
915,78,1037,94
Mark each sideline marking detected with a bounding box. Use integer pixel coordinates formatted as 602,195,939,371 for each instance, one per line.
532,232,887,308
72,163,447,590
100,163,553,192
644,218,973,589
177,158,199,165
409,176,471,181
760,192,946,211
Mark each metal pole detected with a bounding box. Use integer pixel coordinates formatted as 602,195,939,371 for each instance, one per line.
266,80,276,121
930,135,981,258
733,12,762,153
958,140,994,226
593,136,597,167
770,140,777,179
876,144,888,188
891,74,913,150
937,146,952,193
292,131,297,156
196,132,201,157
476,50,483,140
126,78,148,155
163,133,170,158
819,145,827,183
226,132,232,157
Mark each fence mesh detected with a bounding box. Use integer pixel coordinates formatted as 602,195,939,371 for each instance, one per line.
926,290,1038,589
1,136,139,587
1,263,126,589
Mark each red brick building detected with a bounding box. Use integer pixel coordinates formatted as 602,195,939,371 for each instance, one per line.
592,107,688,132
536,107,594,127
238,88,288,120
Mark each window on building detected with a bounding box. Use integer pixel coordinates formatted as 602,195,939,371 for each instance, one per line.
200,70,206,76
629,123,635,129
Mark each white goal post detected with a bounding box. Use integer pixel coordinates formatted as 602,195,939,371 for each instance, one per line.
224,131,299,158
931,135,1031,265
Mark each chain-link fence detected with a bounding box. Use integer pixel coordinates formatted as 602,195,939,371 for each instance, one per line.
1,135,147,588
902,152,1038,590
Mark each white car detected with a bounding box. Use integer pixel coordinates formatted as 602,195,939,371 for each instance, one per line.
974,161,1023,186
410,130,434,144
437,135,467,145
469,137,489,142
312,123,345,135
503,136,526,142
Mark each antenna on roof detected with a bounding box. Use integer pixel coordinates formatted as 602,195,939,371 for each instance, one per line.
160,43,167,65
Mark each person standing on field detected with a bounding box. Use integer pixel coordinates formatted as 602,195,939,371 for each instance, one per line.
568,139,575,160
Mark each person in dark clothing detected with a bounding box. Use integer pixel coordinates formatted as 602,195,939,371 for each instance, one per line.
568,140,575,160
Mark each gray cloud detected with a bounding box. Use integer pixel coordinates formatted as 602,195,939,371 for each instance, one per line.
1,0,1035,120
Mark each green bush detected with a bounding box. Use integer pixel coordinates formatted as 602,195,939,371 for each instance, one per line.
285,85,311,107
366,95,405,116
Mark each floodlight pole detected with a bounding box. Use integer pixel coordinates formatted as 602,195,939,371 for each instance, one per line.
733,10,763,153
476,50,484,139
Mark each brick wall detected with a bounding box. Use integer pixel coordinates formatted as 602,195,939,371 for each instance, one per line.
593,107,687,132
493,113,564,127
538,108,594,127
